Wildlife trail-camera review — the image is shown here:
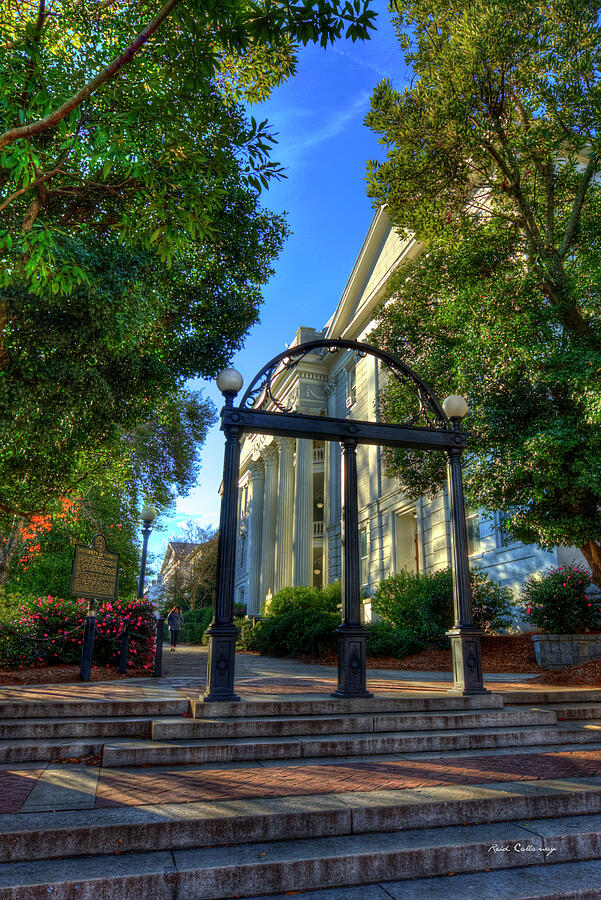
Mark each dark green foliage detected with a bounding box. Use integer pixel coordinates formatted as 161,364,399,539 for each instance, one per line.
372,568,513,654
180,607,214,645
264,583,340,617
522,565,600,634
365,620,424,658
248,583,342,657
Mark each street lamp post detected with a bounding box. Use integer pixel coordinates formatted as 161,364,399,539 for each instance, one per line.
138,505,158,599
204,367,244,702
442,395,488,695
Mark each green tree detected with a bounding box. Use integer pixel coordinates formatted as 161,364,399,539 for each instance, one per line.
366,0,601,582
0,0,375,294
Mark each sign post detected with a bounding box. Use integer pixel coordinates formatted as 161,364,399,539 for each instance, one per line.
70,534,120,681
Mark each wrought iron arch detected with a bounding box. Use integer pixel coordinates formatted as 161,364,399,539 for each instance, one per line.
239,338,449,430
203,338,487,706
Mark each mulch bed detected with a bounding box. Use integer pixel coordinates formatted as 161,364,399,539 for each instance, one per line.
301,634,544,674
531,658,601,686
0,665,153,685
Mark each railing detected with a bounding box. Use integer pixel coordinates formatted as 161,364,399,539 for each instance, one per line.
312,447,324,462
313,521,324,537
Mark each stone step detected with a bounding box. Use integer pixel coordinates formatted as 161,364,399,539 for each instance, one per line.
244,858,601,900
541,702,601,721
102,722,601,767
151,707,557,741
4,778,601,865
0,738,103,764
3,811,601,899
190,693,505,718
501,690,601,706
0,698,189,720
0,716,163,741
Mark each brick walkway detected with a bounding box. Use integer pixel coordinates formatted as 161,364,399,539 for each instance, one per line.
91,748,601,809
0,768,46,813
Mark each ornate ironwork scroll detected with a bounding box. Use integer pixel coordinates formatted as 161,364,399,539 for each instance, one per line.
238,339,449,429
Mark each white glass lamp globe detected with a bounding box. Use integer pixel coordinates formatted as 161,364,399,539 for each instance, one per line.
217,368,244,394
140,505,158,523
442,394,468,420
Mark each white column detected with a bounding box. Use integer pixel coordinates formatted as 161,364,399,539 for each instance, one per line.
246,460,265,616
293,437,314,587
259,445,278,604
274,438,295,593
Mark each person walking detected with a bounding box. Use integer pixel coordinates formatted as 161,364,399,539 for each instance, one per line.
167,606,184,651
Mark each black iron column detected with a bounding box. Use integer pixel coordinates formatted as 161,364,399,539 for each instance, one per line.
332,438,373,698
204,416,242,702
137,511,156,599
446,443,488,695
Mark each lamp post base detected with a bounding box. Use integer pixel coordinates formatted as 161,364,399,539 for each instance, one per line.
447,626,489,695
331,625,373,699
203,623,241,702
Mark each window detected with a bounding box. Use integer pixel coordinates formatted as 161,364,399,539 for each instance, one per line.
395,510,419,573
466,509,481,556
495,508,518,548
346,362,357,409
239,530,247,569
360,527,368,586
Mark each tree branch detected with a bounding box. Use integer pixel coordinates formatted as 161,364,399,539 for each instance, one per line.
0,0,182,151
559,153,599,259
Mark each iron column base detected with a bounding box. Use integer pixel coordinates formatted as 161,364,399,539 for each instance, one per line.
203,623,241,702
447,626,489,695
331,625,373,698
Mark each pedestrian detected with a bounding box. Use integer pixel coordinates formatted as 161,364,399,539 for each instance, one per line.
167,605,184,651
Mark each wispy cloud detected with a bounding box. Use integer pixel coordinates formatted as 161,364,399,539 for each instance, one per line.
276,90,372,166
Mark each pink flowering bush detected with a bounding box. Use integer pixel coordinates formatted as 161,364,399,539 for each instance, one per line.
521,565,600,634
0,593,156,670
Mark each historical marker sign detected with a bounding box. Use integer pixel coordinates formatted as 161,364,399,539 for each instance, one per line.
70,533,120,601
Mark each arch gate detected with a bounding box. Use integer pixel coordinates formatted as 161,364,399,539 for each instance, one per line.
204,339,488,701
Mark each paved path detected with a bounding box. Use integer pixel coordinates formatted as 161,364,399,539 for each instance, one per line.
0,644,544,704
5,746,601,815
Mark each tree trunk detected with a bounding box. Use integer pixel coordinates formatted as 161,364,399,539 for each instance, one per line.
0,517,22,587
579,540,601,588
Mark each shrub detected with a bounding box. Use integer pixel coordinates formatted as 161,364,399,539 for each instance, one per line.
521,565,600,633
365,621,425,658
372,567,513,654
0,593,157,670
264,583,340,618
180,607,213,644
250,583,342,657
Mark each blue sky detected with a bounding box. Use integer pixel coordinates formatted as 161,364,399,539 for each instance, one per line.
148,1,409,565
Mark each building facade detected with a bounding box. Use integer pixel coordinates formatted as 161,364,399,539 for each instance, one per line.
233,209,581,621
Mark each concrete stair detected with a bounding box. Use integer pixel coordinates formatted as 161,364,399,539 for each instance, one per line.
3,692,601,766
4,691,601,897
0,698,189,763
3,785,601,898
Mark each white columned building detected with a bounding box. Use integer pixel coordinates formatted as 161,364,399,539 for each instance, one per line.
273,438,295,593
233,208,585,622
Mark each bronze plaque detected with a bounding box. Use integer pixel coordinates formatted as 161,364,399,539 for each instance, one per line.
69,533,120,601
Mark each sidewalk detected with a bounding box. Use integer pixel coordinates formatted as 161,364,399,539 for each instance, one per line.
0,643,546,705
0,642,579,705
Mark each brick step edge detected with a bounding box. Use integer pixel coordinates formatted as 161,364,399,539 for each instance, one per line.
2,812,601,899
4,778,601,864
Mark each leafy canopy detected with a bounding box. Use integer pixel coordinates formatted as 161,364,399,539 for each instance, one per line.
367,0,601,582
0,0,376,293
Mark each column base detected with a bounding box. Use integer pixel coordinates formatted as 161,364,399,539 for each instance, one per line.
203,623,241,703
446,626,489,695
331,625,373,699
